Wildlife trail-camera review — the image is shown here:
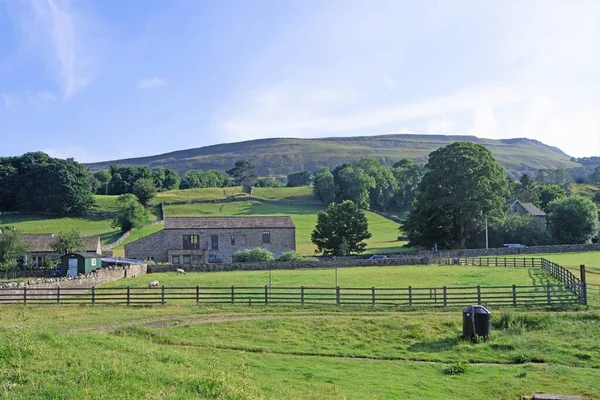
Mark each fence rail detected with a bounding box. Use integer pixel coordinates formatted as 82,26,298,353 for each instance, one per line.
0,284,582,307
438,257,542,267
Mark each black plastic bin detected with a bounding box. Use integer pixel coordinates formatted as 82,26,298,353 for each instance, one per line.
462,305,491,338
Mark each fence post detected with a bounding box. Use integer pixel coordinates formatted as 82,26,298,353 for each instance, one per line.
371,287,376,306
231,286,235,305
57,287,60,304
196,286,200,304
301,286,305,306
477,285,481,305
92,287,96,305
443,286,447,307
161,286,165,305
512,285,517,307
23,286,27,305
580,265,587,305
336,286,340,306
546,283,551,305
264,285,268,305
127,286,130,305
408,286,412,306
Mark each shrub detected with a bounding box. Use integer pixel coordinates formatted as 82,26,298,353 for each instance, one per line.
233,248,275,263
276,251,305,262
443,362,467,375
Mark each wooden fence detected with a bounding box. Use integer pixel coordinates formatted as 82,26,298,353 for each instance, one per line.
438,257,542,267
0,284,582,307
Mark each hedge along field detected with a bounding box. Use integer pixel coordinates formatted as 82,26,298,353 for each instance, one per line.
101,265,557,289
163,201,409,255
0,305,598,399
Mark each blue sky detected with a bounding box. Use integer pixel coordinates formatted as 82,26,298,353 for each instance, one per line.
0,0,599,162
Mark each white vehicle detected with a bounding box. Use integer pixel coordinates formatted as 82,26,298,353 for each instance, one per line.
503,244,528,249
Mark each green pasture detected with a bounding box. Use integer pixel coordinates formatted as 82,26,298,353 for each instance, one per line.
152,185,315,204
0,305,597,399
102,265,556,289
163,201,408,254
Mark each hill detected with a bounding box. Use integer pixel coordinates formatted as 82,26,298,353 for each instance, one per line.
85,134,579,178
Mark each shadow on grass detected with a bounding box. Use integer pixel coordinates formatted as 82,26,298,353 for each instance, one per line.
528,268,557,289
406,336,461,353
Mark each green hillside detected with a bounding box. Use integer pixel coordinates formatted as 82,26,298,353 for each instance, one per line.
85,134,579,178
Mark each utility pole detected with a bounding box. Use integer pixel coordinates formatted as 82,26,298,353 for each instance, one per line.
485,215,489,250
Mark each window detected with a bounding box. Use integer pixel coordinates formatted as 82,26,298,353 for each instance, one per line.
91,258,97,266
231,234,236,245
211,235,219,250
183,255,191,264
183,235,199,250
172,256,181,265
262,230,271,243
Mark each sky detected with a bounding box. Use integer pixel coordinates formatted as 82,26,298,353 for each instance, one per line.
0,0,599,163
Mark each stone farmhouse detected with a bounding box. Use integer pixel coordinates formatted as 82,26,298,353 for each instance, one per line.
22,234,102,267
125,216,296,265
507,199,547,229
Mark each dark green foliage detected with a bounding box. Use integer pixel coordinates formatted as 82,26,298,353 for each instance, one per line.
535,169,573,193
591,166,600,187
93,170,112,194
226,160,257,185
513,174,539,205
276,251,305,262
312,168,335,205
132,178,157,206
404,142,509,248
151,167,181,191
311,200,371,256
0,227,28,270
108,165,152,195
493,313,552,333
536,184,566,211
180,170,230,189
392,159,425,210
0,153,94,215
232,248,275,263
547,196,599,244
51,229,85,255
496,214,552,247
354,158,398,211
333,165,375,209
286,171,312,187
255,177,283,188
111,194,150,232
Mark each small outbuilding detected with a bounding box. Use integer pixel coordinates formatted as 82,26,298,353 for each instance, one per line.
60,252,102,277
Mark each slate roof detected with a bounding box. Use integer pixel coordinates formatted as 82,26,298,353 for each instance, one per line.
507,200,547,217
164,216,295,229
64,252,102,259
23,234,102,253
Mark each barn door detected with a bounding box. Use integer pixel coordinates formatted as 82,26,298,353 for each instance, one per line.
68,259,78,277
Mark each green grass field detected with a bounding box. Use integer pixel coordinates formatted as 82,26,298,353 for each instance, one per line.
163,201,408,255
0,305,597,399
102,265,555,289
152,186,315,204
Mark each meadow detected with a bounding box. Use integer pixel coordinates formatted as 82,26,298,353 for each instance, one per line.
0,304,598,399
153,186,315,203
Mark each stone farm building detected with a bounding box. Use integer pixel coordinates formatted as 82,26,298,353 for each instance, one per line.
507,199,547,229
23,234,102,267
125,216,296,264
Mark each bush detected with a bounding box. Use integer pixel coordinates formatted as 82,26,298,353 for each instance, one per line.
233,248,275,263
443,362,467,375
276,251,305,262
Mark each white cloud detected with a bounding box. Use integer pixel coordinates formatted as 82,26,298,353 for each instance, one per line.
42,145,99,163
26,0,93,98
138,77,166,90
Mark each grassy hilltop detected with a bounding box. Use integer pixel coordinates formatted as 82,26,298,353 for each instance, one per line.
84,134,579,178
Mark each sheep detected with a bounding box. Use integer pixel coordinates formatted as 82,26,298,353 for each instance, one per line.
148,280,160,289
176,268,186,275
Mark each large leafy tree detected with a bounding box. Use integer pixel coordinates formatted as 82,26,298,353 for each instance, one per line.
392,159,425,211
312,168,335,205
286,171,312,187
547,196,599,244
132,178,157,206
354,158,398,211
162,168,181,190
513,174,539,205
180,170,229,189
226,160,257,185
0,227,29,270
112,194,150,232
311,200,371,256
403,142,509,248
334,165,375,209
108,165,153,195
536,184,566,211
94,170,112,195
52,229,85,255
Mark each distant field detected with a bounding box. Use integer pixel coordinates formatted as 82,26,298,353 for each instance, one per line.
163,200,408,254
102,265,555,289
571,183,599,198
152,185,314,203
91,195,121,213
110,222,165,257
0,305,597,399
0,214,121,244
